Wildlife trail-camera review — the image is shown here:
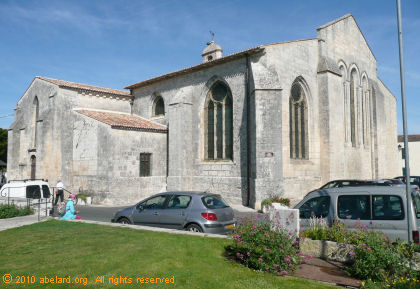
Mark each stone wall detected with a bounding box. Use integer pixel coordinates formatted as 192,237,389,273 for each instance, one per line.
71,113,167,205
132,58,251,205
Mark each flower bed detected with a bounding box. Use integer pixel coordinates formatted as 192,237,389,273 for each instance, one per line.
300,217,420,287
225,214,311,275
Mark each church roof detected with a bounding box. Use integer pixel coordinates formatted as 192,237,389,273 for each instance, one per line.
125,46,265,90
74,109,167,132
125,39,315,90
37,76,131,98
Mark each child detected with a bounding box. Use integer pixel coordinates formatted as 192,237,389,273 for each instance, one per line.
60,194,81,220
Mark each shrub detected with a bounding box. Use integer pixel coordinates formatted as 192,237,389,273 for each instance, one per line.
0,203,34,219
225,214,309,275
301,217,420,283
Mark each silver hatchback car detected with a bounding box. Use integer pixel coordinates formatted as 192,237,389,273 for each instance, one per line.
111,191,236,234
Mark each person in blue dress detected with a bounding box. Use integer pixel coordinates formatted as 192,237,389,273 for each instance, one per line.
60,193,79,220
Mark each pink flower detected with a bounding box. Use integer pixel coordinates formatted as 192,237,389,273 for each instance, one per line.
258,257,263,263
273,264,278,268
284,257,290,262
289,264,293,268
281,270,288,275
247,252,250,256
367,247,371,251
349,251,355,257
305,254,312,259
265,248,270,252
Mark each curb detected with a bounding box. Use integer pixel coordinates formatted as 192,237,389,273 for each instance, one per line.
56,218,229,239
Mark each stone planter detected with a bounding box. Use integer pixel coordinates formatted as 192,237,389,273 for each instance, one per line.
300,238,354,263
262,203,289,213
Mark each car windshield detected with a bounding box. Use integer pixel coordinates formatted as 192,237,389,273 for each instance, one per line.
201,195,229,209
412,192,420,219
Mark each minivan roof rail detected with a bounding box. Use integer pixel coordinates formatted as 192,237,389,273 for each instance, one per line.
8,179,48,183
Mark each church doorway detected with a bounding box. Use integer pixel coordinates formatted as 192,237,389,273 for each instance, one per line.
30,155,36,179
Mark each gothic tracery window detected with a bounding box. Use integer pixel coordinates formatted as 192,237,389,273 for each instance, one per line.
289,81,308,159
205,82,233,160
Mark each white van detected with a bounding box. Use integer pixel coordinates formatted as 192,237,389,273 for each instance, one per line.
0,179,52,200
294,186,420,244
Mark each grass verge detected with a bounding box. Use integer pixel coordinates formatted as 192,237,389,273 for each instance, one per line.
0,220,338,288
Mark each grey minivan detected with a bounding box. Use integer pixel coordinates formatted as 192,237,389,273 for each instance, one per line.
111,191,236,234
294,186,420,243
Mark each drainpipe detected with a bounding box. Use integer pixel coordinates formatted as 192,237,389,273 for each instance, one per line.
245,53,251,207
166,123,169,180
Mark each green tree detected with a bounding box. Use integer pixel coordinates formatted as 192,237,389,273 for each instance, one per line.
0,128,7,163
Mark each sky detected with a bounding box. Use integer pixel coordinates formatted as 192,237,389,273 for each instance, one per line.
0,0,419,134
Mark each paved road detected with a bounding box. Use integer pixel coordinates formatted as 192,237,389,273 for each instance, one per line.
77,205,127,222
76,204,259,223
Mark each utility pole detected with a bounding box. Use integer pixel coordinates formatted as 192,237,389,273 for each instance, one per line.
396,0,412,242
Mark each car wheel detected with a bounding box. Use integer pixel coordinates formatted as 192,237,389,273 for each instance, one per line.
186,224,203,233
118,218,131,224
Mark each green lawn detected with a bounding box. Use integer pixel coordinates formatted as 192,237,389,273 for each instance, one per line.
0,220,338,288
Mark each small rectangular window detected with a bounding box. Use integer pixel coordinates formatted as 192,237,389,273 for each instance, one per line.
140,153,152,177
373,195,404,220
338,195,370,220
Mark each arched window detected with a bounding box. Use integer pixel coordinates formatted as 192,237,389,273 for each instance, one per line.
205,82,233,160
153,96,165,116
289,80,308,159
33,96,39,148
361,75,369,146
350,69,358,147
338,62,349,143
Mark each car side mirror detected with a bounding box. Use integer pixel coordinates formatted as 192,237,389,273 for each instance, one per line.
137,204,144,211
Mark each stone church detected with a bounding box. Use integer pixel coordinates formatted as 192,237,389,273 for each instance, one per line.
7,14,399,208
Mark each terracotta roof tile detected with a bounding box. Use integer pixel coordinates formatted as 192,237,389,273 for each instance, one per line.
125,46,265,90
398,135,420,142
125,38,316,90
75,109,167,132
37,76,131,98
